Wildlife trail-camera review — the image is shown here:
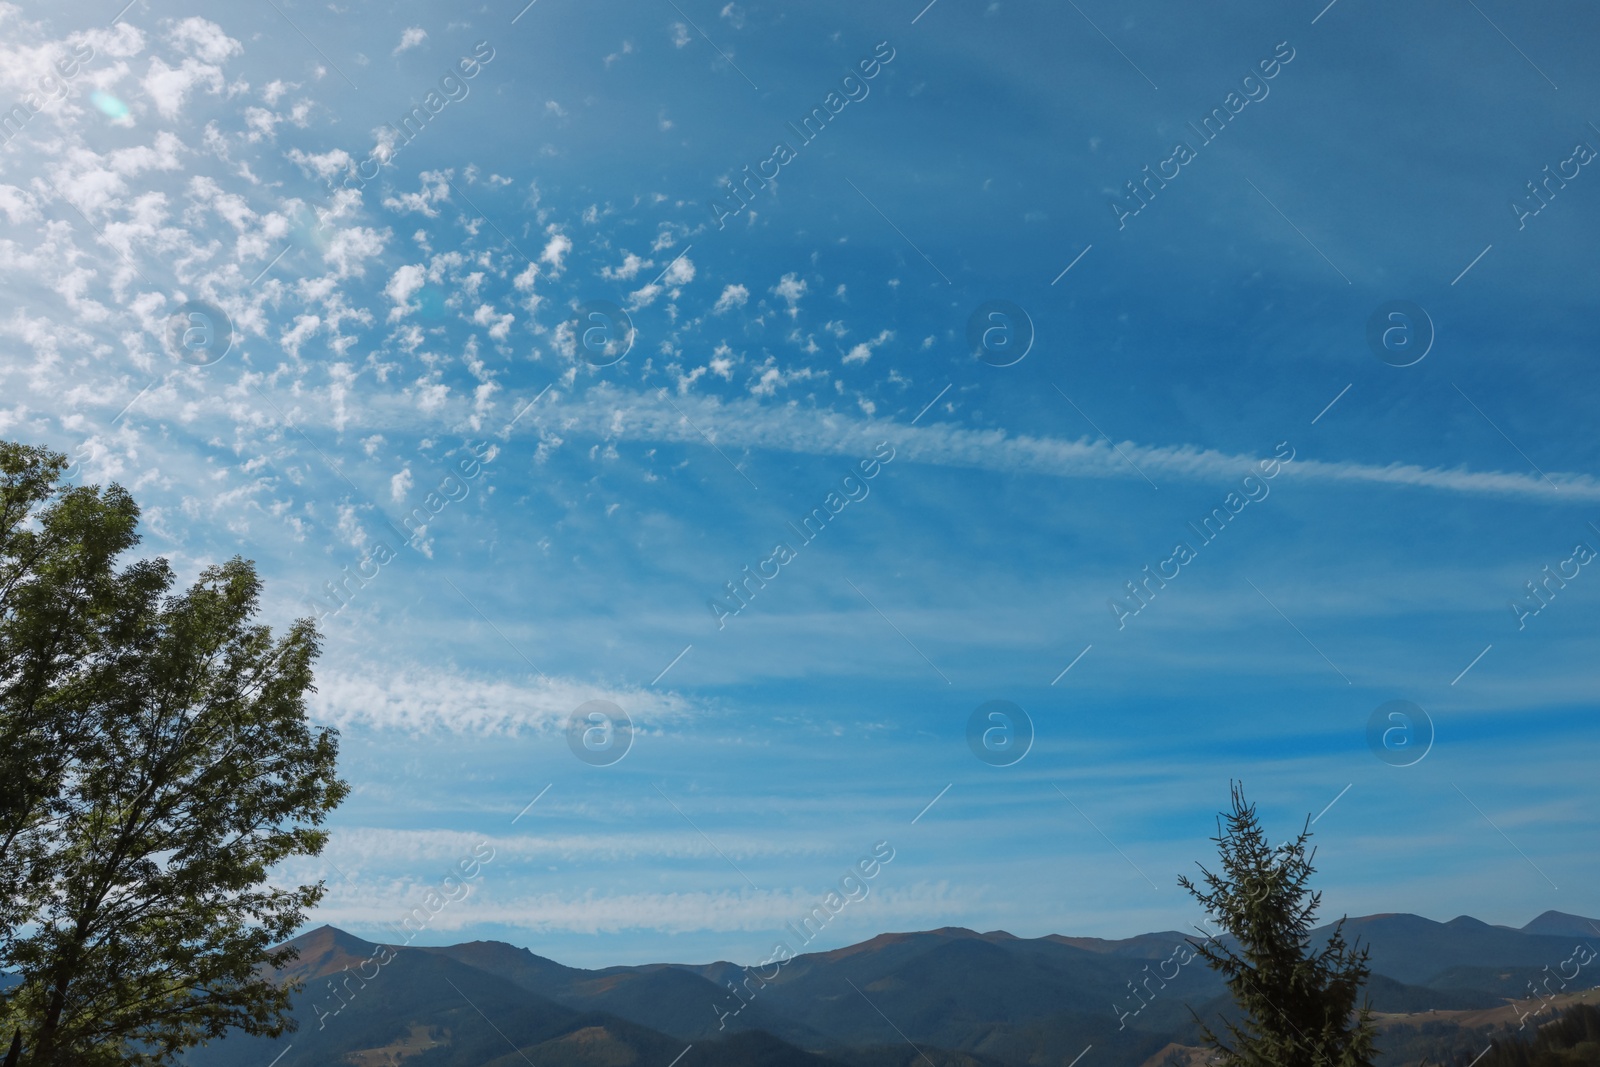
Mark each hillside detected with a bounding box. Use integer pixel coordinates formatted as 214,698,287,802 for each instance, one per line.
182,911,1600,1067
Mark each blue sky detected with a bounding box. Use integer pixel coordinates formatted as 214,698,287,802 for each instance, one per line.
2,0,1598,968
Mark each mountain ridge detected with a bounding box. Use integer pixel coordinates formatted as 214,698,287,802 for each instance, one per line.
192,911,1599,1067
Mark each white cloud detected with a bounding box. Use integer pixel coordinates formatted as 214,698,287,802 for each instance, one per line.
662,254,695,286
749,366,782,397
745,360,823,399
625,282,662,311
383,169,452,217
392,26,428,56
243,106,279,141
772,272,806,317
280,314,321,358
390,467,413,502
286,146,353,182
167,17,241,63
540,231,572,275
713,284,748,315
676,365,707,394
384,263,426,321
413,379,451,415
842,328,893,365
472,303,514,341
708,342,736,380
142,56,226,118
109,130,184,174
601,252,648,281
0,185,40,225
511,262,540,317
335,504,369,551
323,225,388,278
603,40,635,68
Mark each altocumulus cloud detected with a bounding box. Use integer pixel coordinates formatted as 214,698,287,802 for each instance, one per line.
309,666,699,735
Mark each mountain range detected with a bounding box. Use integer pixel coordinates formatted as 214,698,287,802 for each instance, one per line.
180,911,1600,1067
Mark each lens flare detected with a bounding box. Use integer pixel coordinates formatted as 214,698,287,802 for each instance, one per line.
90,91,128,119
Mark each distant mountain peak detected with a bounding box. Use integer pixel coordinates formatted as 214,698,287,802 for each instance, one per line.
1521,910,1600,939
281,924,377,952
272,925,383,983
808,926,983,960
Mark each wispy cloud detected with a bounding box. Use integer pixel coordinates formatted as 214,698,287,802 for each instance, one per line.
516,389,1599,503
310,667,700,734
310,881,974,936
326,826,851,865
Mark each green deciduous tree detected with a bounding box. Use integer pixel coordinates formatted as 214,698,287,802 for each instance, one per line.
0,441,348,1067
1,442,142,945
1178,782,1378,1067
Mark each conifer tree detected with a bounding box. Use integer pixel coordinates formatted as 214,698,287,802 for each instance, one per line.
1178,782,1378,1067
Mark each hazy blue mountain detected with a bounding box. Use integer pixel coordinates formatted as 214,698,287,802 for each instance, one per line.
184,927,856,1067
183,913,1597,1067
1519,911,1600,940
1325,913,1591,985
414,939,837,1046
